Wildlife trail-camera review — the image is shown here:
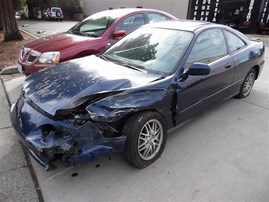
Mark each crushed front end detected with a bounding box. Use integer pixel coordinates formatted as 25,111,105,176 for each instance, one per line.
10,93,125,171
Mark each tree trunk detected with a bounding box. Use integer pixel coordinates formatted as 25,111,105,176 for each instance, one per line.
0,0,23,41
0,14,2,31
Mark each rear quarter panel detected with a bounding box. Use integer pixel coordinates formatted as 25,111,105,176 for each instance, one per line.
232,39,265,83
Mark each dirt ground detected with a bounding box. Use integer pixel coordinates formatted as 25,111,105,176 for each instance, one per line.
0,31,35,70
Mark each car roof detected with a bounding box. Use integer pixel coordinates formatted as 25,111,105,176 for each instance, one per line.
87,8,177,19
144,20,215,32
145,20,253,42
51,7,61,9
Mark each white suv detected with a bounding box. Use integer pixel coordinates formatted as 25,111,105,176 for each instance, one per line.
44,7,63,21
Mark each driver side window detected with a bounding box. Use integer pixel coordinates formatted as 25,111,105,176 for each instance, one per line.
186,29,228,67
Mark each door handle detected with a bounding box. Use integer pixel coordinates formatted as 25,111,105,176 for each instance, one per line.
225,63,232,68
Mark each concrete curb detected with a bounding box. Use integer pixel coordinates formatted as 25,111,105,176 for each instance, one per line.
19,28,39,39
0,65,20,75
0,76,42,202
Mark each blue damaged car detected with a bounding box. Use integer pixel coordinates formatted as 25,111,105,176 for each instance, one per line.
10,21,265,170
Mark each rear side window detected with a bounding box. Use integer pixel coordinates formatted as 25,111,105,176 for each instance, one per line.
51,8,61,13
115,14,145,34
186,29,227,66
148,13,169,23
224,30,246,52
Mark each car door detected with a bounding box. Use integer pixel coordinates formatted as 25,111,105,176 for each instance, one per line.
176,28,235,123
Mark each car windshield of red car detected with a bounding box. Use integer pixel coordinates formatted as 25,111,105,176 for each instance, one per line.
69,13,118,38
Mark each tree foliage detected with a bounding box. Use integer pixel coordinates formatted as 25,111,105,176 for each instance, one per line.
62,0,81,12
12,0,27,10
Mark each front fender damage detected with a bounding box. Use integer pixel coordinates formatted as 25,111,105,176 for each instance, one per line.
11,95,126,171
86,88,172,124
12,87,174,170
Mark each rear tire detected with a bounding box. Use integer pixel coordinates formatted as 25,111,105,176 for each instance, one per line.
236,68,256,99
123,111,167,168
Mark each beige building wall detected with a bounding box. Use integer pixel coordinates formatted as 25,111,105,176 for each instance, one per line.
80,0,189,19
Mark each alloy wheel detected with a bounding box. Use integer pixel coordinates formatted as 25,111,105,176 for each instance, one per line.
242,72,255,97
137,119,163,161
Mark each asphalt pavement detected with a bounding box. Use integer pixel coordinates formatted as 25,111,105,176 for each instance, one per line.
0,20,268,201
17,20,78,38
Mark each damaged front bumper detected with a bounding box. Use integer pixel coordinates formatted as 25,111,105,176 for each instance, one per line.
10,96,125,171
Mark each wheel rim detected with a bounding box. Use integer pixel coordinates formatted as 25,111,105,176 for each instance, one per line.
242,72,255,96
137,119,163,161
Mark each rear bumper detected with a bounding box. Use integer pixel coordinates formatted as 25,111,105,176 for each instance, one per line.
50,16,63,19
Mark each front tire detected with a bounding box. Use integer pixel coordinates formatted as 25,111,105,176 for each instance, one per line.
236,68,256,98
123,111,167,168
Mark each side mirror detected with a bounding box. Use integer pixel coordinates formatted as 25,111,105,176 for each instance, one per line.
188,62,210,76
113,30,126,39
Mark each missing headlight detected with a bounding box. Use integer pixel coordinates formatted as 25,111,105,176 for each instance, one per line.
70,113,91,127
41,124,55,137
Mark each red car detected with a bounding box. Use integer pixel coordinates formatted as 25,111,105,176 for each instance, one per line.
18,8,178,75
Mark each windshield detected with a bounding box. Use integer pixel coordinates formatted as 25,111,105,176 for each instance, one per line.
103,27,193,75
68,12,118,38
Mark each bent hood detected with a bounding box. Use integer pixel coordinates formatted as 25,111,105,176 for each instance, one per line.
25,33,94,52
23,55,160,116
